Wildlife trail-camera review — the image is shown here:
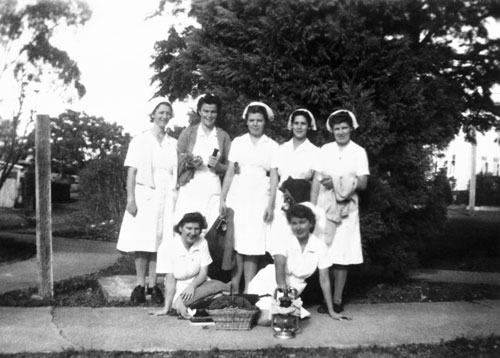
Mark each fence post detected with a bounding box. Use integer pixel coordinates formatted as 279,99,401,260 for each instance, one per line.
36,114,53,298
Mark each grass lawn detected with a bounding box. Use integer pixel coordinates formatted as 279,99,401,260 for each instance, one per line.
0,336,499,357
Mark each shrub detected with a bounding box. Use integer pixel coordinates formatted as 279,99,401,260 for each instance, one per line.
452,173,500,206
78,154,126,223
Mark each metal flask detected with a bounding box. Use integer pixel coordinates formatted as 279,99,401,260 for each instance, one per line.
271,287,300,339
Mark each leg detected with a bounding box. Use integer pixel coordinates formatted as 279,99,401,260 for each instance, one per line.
333,265,348,306
230,252,244,293
148,252,158,286
243,255,259,293
135,251,149,287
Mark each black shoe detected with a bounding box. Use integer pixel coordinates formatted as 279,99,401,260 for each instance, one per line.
317,303,327,314
130,285,146,304
333,303,344,313
150,285,165,305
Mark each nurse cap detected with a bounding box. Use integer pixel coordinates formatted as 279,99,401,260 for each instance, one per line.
242,101,274,122
287,108,317,131
326,109,359,133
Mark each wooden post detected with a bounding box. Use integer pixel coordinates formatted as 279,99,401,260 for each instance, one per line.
468,129,477,214
36,114,53,298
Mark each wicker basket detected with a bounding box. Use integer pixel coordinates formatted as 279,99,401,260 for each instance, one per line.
206,307,259,330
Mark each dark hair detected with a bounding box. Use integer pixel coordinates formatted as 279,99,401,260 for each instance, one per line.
174,212,207,234
149,102,173,123
328,110,353,129
291,109,313,128
286,204,316,232
197,94,222,114
245,105,269,122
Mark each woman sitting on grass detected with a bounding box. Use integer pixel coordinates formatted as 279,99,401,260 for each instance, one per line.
153,212,228,317
247,203,341,325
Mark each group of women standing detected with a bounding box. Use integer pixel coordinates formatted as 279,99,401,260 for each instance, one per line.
116,94,369,322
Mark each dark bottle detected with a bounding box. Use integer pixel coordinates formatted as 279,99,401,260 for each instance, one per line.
208,148,219,169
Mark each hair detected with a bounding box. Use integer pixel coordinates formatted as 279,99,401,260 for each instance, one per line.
328,110,353,129
174,212,207,234
291,109,313,128
149,102,173,123
197,94,222,114
245,105,269,123
286,204,316,232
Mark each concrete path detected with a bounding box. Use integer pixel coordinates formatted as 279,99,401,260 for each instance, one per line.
0,232,121,294
1,300,499,353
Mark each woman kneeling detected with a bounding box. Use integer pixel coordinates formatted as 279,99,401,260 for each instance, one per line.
248,204,339,325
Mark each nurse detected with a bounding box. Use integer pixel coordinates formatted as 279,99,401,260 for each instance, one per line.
248,204,338,324
117,97,177,305
220,102,279,293
310,109,369,316
154,212,215,317
270,109,320,247
174,94,231,229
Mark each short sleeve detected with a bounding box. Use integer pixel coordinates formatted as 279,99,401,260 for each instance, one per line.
313,145,327,173
270,141,280,169
269,234,290,258
199,239,213,267
124,136,141,169
356,147,370,176
228,137,241,163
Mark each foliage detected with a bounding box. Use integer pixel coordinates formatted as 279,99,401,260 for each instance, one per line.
78,154,127,223
23,110,131,175
151,0,500,278
0,0,91,189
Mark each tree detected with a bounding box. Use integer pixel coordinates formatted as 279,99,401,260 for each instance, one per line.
0,0,91,189
47,110,130,175
151,0,500,278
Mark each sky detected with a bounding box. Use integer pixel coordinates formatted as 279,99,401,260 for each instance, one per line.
1,1,499,137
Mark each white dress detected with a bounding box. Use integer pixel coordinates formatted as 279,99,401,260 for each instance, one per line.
116,131,177,253
156,234,213,302
270,138,319,249
314,140,369,265
226,133,279,255
174,127,221,229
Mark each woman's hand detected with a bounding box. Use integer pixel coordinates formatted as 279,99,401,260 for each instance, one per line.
180,285,196,302
219,200,227,216
126,199,137,217
263,205,274,223
320,176,333,190
207,155,218,169
149,308,170,316
192,155,203,168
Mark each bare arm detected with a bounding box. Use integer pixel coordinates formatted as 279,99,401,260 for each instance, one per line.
125,167,138,216
180,265,209,302
219,161,235,215
356,175,369,191
150,273,176,316
274,254,287,291
310,171,321,205
264,167,279,223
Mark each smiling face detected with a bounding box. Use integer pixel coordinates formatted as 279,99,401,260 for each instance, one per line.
179,222,202,248
152,103,173,130
290,216,312,241
332,121,352,146
199,103,218,130
292,114,309,140
247,112,266,138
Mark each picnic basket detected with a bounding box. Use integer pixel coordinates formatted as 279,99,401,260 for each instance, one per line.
206,291,259,330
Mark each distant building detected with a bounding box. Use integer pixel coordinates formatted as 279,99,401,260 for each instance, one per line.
436,129,500,190
0,163,23,208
